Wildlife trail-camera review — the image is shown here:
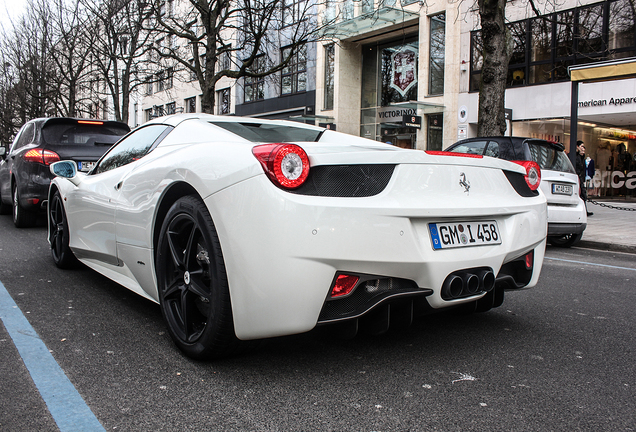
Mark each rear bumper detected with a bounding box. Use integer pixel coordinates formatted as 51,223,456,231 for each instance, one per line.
547,199,587,235
208,170,548,341
548,222,586,236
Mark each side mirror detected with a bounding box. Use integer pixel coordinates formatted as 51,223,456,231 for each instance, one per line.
50,160,83,186
50,160,77,178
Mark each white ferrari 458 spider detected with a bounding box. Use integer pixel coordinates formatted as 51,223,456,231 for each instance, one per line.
48,114,547,359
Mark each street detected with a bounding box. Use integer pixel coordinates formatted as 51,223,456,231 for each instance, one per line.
1,215,635,432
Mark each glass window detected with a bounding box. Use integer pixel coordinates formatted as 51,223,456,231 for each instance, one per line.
94,125,171,174
281,44,307,95
450,140,488,155
282,0,307,26
526,140,575,173
185,97,196,113
429,13,445,95
381,43,418,106
427,114,443,151
244,55,265,102
211,122,322,143
577,4,605,56
166,102,176,115
13,123,35,151
484,141,501,158
324,44,335,110
469,31,483,92
530,16,552,63
217,88,230,115
42,123,128,146
609,0,636,56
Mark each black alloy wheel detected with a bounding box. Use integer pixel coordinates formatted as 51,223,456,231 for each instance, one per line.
156,196,237,360
548,233,582,248
49,191,77,268
12,183,37,228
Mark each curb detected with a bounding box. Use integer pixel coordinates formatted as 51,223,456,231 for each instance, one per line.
575,240,636,254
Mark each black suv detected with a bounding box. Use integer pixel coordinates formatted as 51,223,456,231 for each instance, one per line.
0,118,130,227
446,137,587,247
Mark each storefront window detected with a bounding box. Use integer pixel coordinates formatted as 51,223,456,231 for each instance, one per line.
360,37,420,148
427,114,443,151
380,43,418,106
429,13,445,95
512,119,636,198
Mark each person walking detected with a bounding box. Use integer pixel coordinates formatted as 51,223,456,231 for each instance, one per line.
576,140,593,216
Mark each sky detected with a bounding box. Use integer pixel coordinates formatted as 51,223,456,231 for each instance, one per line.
0,0,27,30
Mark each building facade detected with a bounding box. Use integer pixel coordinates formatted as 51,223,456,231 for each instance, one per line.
131,0,635,197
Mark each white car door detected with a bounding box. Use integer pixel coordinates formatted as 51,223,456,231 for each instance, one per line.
67,124,172,266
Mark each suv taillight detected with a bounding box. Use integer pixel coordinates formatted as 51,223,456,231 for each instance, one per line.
23,148,61,166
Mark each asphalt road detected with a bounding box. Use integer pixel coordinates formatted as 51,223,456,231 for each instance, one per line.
0,215,634,432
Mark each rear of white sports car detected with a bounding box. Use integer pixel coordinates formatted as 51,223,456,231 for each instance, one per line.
206,131,547,341
47,115,547,359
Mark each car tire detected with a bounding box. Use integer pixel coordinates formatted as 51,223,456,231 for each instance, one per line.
12,183,37,228
0,189,10,215
49,191,78,268
156,195,239,360
548,233,583,248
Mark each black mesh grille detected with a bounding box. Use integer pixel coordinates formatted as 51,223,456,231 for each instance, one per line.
318,276,430,323
503,170,539,197
290,164,395,197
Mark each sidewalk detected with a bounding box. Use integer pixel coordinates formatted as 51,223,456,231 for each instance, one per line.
575,199,636,253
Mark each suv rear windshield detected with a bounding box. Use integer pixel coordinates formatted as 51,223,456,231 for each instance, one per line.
211,121,323,143
42,123,129,147
526,140,575,174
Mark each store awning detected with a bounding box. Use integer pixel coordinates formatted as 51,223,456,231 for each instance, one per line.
322,7,419,40
390,100,445,114
569,57,636,82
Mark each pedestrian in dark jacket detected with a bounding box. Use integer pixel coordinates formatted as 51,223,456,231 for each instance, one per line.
576,140,593,216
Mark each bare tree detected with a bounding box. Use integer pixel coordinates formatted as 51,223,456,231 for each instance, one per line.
476,0,511,137
150,0,320,113
46,0,96,117
83,0,157,123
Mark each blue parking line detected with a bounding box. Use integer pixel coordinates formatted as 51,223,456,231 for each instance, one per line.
0,280,105,432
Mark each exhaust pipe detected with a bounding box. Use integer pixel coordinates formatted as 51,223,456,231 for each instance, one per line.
463,273,480,295
477,269,495,292
442,275,463,299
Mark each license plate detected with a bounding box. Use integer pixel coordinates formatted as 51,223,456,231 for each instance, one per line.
78,161,96,172
429,221,501,250
552,183,573,195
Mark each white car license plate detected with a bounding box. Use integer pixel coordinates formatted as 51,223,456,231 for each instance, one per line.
552,183,573,195
429,221,501,250
78,161,96,172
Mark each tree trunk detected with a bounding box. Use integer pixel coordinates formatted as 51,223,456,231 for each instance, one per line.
477,0,511,137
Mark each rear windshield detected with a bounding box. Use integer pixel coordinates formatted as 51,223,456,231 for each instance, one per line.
527,141,575,173
211,121,322,143
42,123,129,147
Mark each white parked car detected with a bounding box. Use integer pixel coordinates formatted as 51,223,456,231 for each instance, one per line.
48,114,547,359
446,137,586,247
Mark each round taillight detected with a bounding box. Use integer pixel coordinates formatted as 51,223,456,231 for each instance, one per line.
252,143,310,189
512,160,541,191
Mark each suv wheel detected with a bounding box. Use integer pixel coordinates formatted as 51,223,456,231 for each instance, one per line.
548,233,582,248
12,184,37,228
